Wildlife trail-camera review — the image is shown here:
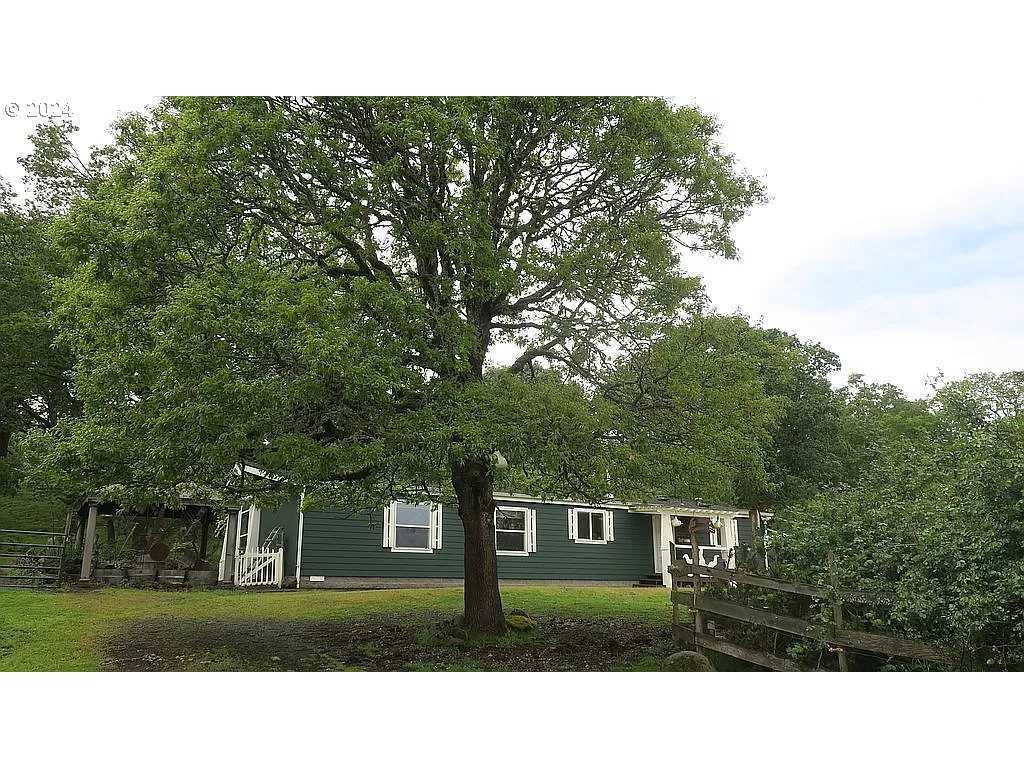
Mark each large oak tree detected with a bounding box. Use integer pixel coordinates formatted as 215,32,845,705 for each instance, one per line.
42,98,761,632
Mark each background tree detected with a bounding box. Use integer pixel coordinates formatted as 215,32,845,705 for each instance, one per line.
601,312,787,504
0,121,98,500
770,371,1024,668
39,97,762,632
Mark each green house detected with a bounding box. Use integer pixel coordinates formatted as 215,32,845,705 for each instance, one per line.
220,466,759,589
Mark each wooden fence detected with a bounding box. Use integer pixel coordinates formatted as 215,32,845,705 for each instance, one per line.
669,559,959,671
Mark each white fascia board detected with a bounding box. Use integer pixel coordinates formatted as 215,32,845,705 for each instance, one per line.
234,462,288,483
492,491,629,509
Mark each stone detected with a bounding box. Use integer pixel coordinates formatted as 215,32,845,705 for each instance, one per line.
505,614,538,632
663,651,715,671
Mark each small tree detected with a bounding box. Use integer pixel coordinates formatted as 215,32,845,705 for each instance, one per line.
44,98,762,632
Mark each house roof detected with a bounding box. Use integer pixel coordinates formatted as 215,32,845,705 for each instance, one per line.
629,497,753,517
239,462,756,517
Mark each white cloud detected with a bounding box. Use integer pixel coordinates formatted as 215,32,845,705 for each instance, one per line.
4,5,1023,398
666,6,1024,396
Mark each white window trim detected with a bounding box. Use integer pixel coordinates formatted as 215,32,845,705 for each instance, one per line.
384,501,442,553
495,505,535,556
570,507,613,544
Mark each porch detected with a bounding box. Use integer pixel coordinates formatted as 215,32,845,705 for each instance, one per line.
634,499,757,587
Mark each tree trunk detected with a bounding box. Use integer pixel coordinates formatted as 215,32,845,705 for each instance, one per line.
453,455,505,634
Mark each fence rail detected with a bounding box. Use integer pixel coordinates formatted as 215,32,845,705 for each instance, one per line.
0,527,70,589
234,547,283,587
669,560,958,670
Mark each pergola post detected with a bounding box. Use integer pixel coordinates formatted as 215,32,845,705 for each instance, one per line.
74,510,86,549
197,506,212,562
221,510,239,584
79,501,99,582
658,514,674,587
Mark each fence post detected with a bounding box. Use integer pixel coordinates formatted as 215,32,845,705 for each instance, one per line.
828,554,849,672
689,518,704,638
671,558,679,629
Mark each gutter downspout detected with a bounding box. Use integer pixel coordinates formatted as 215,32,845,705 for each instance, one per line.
295,487,306,586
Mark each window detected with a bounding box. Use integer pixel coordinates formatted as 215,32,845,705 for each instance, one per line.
568,507,614,544
495,506,536,556
383,501,442,552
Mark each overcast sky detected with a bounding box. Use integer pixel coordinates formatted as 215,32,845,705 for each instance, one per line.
2,15,1021,398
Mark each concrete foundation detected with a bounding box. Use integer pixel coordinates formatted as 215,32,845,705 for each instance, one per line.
298,576,638,589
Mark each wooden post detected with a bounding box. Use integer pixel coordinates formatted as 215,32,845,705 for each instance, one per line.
74,510,86,549
829,554,849,672
79,502,99,581
750,508,765,574
671,564,679,629
197,506,212,562
221,510,238,584
689,517,704,638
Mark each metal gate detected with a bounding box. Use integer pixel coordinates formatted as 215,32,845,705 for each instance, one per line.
0,526,70,589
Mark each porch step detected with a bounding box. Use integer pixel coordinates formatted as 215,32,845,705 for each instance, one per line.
633,574,667,587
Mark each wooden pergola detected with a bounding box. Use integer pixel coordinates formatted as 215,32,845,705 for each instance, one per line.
73,496,242,583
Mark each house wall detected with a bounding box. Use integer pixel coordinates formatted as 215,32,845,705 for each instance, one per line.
735,516,752,547
298,500,655,583
256,493,301,582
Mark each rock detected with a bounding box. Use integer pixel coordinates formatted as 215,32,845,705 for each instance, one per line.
508,608,529,617
506,614,538,632
663,651,714,671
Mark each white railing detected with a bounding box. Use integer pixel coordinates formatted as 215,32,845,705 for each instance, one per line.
235,547,284,587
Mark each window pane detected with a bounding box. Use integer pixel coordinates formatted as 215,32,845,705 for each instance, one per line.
495,508,525,531
576,510,590,539
395,526,430,549
396,503,431,527
591,512,604,541
496,531,526,552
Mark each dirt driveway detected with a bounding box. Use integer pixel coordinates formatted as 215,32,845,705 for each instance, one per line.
102,612,673,671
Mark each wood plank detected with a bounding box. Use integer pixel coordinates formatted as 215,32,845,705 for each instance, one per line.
670,563,828,597
834,629,957,666
672,624,801,672
694,596,952,664
0,564,61,571
695,595,829,641
0,573,59,580
668,562,887,604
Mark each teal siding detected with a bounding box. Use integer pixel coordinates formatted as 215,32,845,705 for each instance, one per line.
736,517,752,547
257,493,301,582
299,501,655,581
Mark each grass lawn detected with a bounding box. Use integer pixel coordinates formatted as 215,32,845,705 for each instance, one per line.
0,585,681,671
0,494,67,533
